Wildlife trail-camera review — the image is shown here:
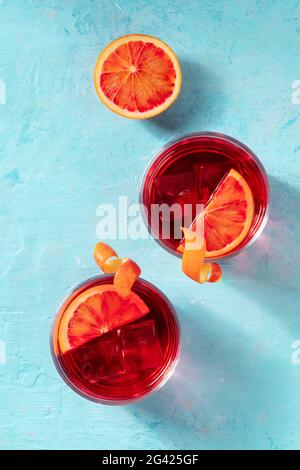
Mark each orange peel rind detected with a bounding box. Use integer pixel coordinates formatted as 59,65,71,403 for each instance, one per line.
114,258,141,297
181,228,222,284
94,242,118,272
94,242,141,296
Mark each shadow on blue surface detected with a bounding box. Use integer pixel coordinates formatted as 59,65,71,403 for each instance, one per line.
129,300,293,449
143,60,224,133
130,310,250,446
224,175,300,335
128,176,299,449
226,176,300,285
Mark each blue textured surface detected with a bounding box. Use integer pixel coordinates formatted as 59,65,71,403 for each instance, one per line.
1,0,300,450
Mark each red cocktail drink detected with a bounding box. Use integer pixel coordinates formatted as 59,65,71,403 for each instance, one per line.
52,275,180,404
140,132,269,260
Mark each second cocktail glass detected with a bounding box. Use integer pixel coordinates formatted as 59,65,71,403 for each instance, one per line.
52,260,180,404
140,132,269,261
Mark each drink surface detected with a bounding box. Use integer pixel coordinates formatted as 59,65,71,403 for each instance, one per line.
141,133,269,258
52,276,180,403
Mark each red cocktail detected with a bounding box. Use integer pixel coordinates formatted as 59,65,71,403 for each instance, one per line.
140,132,269,260
52,274,180,404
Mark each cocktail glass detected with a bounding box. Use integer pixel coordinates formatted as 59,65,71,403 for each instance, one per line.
51,275,180,404
140,132,269,260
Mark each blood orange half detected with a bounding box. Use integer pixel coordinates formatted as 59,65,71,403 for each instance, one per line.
178,169,254,259
94,34,181,119
57,284,149,353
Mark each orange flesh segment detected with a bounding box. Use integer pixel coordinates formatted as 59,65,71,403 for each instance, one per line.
101,42,176,112
181,228,222,284
178,169,254,259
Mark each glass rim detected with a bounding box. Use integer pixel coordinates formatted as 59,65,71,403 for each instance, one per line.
139,131,270,262
50,274,181,405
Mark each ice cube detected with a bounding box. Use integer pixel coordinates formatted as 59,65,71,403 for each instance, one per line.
194,161,229,204
119,319,163,373
173,188,202,231
154,172,195,203
154,172,200,238
72,331,125,383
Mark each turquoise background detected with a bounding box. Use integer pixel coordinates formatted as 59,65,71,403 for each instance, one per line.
1,0,300,450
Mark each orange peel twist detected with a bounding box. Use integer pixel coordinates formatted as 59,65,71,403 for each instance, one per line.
181,228,222,284
94,242,141,297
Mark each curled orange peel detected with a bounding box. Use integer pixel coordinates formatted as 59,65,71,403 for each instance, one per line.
94,242,141,297
181,228,222,284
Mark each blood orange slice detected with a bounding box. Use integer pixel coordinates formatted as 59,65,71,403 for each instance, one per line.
58,284,149,353
94,34,181,119
178,169,254,259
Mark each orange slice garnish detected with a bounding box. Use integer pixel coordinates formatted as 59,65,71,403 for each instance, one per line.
57,243,148,353
94,34,181,119
58,284,149,353
178,169,254,259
